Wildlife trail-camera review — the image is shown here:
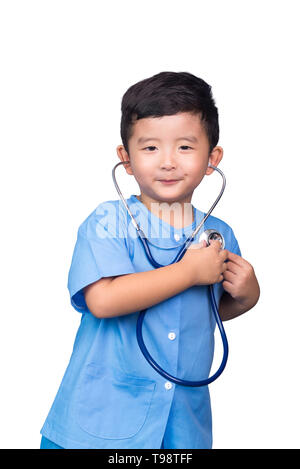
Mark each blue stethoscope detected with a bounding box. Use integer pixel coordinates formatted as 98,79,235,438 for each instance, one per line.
112,161,228,387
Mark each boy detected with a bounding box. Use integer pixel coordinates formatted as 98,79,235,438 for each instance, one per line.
40,71,260,449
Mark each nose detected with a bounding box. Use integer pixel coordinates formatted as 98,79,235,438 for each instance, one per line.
160,152,177,170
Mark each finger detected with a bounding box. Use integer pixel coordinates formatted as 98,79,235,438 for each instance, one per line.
228,254,250,270
218,273,224,283
222,280,234,294
220,249,229,261
209,239,223,250
188,240,207,249
223,270,236,284
225,260,239,274
222,262,228,273
226,250,244,265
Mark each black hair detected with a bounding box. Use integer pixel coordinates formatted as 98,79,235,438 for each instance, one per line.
120,71,219,155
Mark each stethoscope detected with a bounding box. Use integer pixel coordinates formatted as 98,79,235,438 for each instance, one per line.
112,160,228,387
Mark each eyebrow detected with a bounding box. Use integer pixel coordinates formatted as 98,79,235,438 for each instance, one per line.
137,136,198,144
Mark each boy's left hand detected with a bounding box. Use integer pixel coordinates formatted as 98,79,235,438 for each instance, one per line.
222,251,260,308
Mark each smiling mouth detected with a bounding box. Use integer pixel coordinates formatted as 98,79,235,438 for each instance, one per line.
158,179,181,184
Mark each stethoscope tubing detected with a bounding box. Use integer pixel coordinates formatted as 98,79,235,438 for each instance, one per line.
136,284,228,387
135,232,228,386
112,161,229,387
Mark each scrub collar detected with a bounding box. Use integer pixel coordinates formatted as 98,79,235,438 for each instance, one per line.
126,194,206,250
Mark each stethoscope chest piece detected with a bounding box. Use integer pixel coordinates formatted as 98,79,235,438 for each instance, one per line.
199,229,225,250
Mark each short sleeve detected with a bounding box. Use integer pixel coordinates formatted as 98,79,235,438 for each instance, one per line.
67,215,136,314
229,230,242,257
231,240,241,257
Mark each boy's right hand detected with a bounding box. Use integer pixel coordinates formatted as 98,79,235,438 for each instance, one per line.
180,239,228,286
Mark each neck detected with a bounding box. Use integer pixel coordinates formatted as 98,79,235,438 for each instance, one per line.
136,194,194,229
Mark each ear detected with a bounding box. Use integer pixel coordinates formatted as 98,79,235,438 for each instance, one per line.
116,145,134,175
205,146,224,175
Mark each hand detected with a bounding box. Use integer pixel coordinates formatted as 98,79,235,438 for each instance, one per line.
181,239,228,286
223,251,260,308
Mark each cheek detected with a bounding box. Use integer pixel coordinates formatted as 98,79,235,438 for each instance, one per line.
131,160,154,183
137,159,154,171
183,160,206,179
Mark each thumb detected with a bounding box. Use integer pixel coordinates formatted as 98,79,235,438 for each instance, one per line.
209,239,222,249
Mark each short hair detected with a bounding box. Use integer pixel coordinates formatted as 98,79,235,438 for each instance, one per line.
120,71,219,155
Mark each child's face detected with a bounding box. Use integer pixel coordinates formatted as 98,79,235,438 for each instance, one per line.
116,112,223,205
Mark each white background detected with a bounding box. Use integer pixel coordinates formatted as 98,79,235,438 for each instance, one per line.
0,0,299,449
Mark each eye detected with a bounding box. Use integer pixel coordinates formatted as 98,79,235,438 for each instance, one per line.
143,146,157,151
143,145,193,151
180,145,193,150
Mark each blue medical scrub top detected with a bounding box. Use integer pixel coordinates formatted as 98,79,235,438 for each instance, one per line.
40,194,241,449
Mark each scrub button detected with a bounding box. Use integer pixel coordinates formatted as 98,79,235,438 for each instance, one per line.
165,381,173,390
168,332,176,340
174,233,180,241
